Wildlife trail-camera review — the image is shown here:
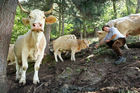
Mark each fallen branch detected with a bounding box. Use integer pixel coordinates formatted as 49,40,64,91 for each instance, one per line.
33,83,45,93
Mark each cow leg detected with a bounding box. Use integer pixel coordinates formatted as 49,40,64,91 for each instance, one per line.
71,52,73,61
124,44,129,49
54,49,58,62
71,50,76,61
139,36,140,41
19,66,22,78
33,54,43,84
15,57,20,80
58,51,64,62
19,51,28,85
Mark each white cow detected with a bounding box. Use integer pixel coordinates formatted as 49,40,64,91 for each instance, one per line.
14,2,57,84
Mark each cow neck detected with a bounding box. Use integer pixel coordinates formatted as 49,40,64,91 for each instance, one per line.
77,39,87,51
28,31,43,49
77,39,82,51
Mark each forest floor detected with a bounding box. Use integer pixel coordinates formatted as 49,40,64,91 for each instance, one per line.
7,41,140,93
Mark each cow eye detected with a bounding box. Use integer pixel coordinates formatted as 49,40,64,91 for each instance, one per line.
29,16,32,19
43,16,45,19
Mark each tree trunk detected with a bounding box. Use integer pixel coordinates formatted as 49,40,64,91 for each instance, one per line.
112,0,117,18
83,19,87,38
62,12,64,35
58,2,62,36
0,0,17,93
61,0,65,35
80,24,83,39
126,0,131,14
44,24,51,55
136,0,140,13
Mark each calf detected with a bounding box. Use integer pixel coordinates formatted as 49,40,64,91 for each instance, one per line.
53,35,90,62
14,2,56,84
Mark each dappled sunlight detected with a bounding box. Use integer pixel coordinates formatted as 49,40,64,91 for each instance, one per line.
1,0,140,93
87,37,99,43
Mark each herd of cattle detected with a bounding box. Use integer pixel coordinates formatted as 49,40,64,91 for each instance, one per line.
7,2,140,85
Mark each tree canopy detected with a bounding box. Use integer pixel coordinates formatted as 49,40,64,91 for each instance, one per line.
11,0,139,43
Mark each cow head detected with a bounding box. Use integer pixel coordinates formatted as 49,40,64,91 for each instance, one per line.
18,1,56,32
81,39,91,48
96,31,107,41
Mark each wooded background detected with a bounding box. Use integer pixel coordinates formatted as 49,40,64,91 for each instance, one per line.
11,0,140,43
0,0,140,93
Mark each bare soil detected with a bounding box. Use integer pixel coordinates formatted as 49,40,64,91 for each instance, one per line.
7,43,140,93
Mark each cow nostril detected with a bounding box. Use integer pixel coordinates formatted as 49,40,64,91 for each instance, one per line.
39,23,42,27
33,23,36,27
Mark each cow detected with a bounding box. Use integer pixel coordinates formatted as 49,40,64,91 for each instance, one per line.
53,35,90,62
107,14,140,36
97,14,140,49
7,44,15,65
14,1,57,85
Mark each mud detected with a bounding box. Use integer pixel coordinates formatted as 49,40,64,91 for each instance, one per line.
7,43,140,93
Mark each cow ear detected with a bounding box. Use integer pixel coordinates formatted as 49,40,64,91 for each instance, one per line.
82,40,85,43
88,40,91,44
45,15,57,24
22,18,29,25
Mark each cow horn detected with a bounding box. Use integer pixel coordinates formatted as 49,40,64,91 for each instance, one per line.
44,4,53,15
18,1,30,14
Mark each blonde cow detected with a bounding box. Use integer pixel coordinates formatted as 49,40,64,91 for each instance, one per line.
53,35,90,62
14,2,56,85
7,44,15,65
107,14,140,36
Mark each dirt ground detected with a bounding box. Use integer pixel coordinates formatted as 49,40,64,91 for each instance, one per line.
7,43,140,93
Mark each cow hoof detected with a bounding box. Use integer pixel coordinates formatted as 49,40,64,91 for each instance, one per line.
71,59,75,62
33,80,40,84
19,79,26,85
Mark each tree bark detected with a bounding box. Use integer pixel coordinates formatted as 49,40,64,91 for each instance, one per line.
0,0,17,93
112,0,117,18
44,24,51,55
136,0,140,13
61,0,65,35
58,2,62,36
83,19,87,38
80,23,83,39
126,0,131,14
62,12,64,35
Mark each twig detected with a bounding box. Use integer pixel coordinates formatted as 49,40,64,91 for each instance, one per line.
33,83,45,93
27,85,33,93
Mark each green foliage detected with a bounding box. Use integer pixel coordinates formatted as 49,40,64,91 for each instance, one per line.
12,0,138,43
118,89,137,93
126,36,140,44
93,46,114,56
64,24,74,34
11,7,29,43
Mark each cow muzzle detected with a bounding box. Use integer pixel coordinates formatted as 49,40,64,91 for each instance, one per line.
31,23,44,32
